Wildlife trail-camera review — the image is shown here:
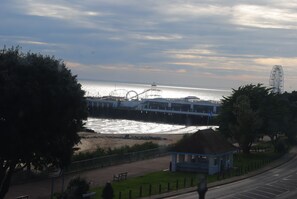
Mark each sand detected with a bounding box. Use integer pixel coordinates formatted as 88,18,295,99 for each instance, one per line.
76,132,185,153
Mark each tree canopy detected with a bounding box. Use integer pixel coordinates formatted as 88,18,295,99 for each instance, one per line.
282,91,297,142
0,47,87,198
218,84,269,153
219,84,297,154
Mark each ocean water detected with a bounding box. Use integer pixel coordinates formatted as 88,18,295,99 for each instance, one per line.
84,118,212,134
80,80,230,101
79,79,231,134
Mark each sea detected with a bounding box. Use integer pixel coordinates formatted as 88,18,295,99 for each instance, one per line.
79,79,231,135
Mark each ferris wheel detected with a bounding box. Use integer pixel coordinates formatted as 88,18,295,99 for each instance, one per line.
269,65,284,94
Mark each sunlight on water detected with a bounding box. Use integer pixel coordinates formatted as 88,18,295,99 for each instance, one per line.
80,80,226,134
79,80,231,101
85,118,214,134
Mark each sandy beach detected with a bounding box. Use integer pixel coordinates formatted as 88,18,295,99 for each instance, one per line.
76,132,185,153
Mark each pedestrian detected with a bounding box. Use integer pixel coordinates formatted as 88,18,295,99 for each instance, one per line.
102,182,114,199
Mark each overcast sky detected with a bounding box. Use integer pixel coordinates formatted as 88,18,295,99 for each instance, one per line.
1,0,297,91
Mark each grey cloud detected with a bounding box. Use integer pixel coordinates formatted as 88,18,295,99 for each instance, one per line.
2,0,297,90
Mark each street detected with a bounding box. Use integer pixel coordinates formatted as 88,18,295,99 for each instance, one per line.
166,152,297,199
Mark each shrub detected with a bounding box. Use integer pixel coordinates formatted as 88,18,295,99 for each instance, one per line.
73,142,159,161
65,177,90,199
274,139,288,153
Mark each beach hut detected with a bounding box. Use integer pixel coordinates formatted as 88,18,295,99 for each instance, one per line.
170,128,237,175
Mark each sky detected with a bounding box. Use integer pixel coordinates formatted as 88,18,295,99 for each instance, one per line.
1,0,297,91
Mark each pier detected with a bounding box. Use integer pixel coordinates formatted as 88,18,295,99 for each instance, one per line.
87,96,220,125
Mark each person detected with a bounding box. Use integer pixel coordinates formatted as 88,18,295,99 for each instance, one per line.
102,182,114,199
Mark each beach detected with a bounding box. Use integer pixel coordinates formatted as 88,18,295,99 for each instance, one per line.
76,132,185,153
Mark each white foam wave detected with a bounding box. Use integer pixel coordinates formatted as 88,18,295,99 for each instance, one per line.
84,118,216,134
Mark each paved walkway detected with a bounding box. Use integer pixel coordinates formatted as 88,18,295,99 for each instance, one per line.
144,146,297,199
6,156,171,199
6,147,297,199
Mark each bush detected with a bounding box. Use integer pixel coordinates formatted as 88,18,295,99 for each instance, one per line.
64,177,90,199
274,139,288,153
73,142,159,161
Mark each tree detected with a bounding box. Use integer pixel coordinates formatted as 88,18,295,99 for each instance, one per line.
263,93,290,145
102,182,114,199
284,91,297,143
65,177,90,199
229,95,262,153
0,47,87,198
218,84,269,154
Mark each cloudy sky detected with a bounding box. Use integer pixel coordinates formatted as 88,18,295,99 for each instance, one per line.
1,0,297,91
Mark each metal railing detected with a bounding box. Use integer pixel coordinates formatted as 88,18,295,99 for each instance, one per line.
66,147,169,173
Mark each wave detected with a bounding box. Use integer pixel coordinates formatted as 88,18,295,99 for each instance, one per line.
84,118,216,134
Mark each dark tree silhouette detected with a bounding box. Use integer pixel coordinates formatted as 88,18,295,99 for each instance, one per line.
284,91,297,143
102,182,114,199
218,84,269,154
0,47,87,198
66,177,90,199
263,93,290,145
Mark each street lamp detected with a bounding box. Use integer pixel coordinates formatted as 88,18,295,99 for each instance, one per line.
48,168,63,199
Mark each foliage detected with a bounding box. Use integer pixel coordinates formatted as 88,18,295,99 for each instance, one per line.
73,142,159,161
250,141,273,151
274,139,289,153
0,47,87,198
218,84,269,153
64,177,90,199
233,150,281,169
283,91,297,144
102,182,114,199
262,93,290,143
229,95,262,153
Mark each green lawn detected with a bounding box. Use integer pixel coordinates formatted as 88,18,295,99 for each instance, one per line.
90,150,282,199
92,171,201,199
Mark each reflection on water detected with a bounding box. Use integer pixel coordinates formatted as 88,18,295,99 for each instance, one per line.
85,118,214,134
80,80,225,134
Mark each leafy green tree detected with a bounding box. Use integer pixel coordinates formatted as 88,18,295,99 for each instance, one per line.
284,91,297,143
0,47,87,198
219,84,269,154
263,93,290,145
229,95,262,153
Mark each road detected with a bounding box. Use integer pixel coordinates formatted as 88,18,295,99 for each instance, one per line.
166,153,297,199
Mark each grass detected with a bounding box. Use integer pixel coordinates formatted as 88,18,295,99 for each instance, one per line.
91,171,201,199
53,141,284,199
90,149,283,199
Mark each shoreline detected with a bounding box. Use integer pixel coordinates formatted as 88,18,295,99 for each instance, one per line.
76,132,185,153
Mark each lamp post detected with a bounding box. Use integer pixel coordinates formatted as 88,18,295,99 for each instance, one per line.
48,168,63,199
197,174,208,199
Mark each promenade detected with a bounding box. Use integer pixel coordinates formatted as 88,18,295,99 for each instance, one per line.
6,147,297,199
6,156,171,199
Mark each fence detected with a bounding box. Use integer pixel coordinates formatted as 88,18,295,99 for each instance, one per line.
11,146,169,184
66,147,169,173
108,152,284,199
116,176,198,199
